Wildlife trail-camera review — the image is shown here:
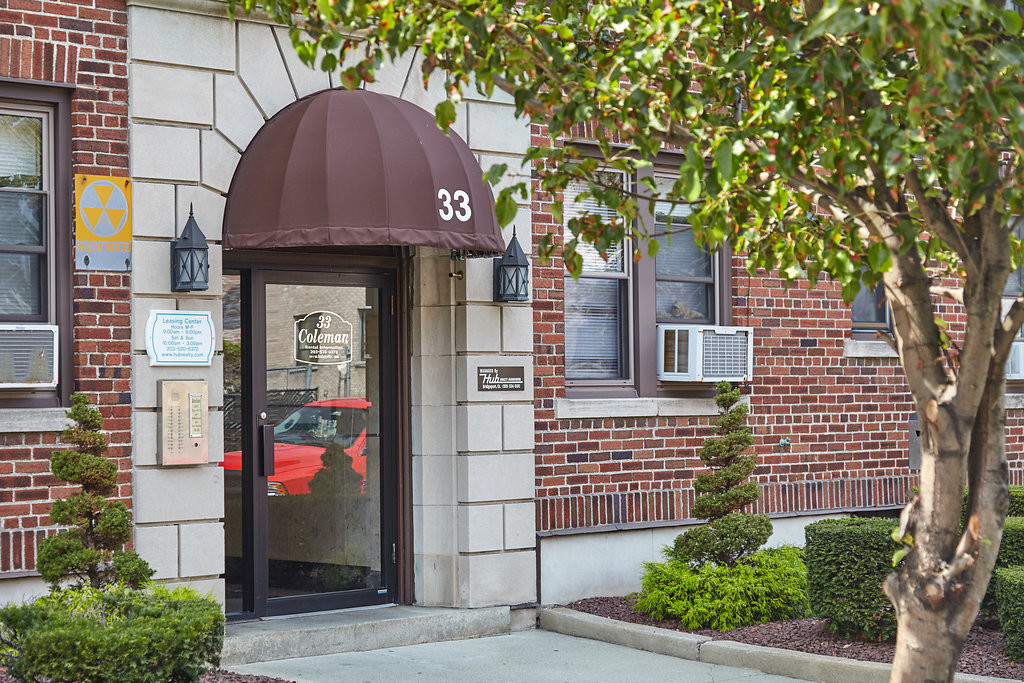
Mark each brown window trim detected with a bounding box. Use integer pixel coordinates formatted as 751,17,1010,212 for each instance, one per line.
560,150,733,400
0,80,73,409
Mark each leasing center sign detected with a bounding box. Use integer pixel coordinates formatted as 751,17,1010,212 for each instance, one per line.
294,311,352,365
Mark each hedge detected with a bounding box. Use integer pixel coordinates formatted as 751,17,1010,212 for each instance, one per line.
0,584,224,682
995,566,1024,661
805,517,900,641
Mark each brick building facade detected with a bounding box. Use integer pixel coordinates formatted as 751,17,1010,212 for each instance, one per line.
530,124,1024,602
0,0,130,584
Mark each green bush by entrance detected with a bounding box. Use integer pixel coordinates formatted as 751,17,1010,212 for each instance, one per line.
0,584,224,682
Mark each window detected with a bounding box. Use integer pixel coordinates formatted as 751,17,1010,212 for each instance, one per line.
1005,217,1024,379
851,281,890,333
563,172,629,381
0,83,72,408
562,168,730,396
0,106,50,321
653,177,715,325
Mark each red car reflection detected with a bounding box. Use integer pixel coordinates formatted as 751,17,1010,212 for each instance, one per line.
221,398,370,495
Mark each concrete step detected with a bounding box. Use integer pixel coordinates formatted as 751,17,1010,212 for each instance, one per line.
221,605,511,666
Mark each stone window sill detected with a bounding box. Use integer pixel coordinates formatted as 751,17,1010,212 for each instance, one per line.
0,408,71,434
554,397,725,420
843,339,898,359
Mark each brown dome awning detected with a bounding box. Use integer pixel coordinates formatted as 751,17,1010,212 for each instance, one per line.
223,89,506,254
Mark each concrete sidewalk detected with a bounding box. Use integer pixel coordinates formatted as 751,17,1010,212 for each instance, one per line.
227,629,810,682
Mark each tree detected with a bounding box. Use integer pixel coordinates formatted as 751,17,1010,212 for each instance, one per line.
36,393,152,590
672,381,772,568
226,0,1024,679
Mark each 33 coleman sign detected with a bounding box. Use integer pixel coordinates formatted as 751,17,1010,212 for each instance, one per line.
75,174,132,271
294,311,353,366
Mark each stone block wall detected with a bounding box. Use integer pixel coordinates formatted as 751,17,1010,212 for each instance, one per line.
127,0,537,609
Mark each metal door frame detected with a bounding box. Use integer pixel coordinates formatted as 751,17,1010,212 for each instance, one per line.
224,251,407,620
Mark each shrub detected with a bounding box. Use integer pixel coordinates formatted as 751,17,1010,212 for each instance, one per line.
672,512,773,568
995,566,1024,662
671,382,771,568
634,545,807,630
0,584,224,682
805,517,900,641
961,486,1024,524
37,393,152,589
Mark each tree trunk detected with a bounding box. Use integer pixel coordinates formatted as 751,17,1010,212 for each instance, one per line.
886,381,1010,682
890,601,967,682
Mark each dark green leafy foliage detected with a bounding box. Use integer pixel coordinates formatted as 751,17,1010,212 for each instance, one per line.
672,512,773,568
634,546,807,630
805,517,901,641
995,566,1024,662
36,393,152,589
670,382,769,569
690,382,757,520
961,487,1024,526
0,585,224,682
971,516,1024,621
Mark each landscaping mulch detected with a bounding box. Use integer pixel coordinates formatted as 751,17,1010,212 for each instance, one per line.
566,596,1024,681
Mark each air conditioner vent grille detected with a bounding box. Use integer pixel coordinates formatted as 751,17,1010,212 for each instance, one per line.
703,330,750,379
656,324,754,382
0,325,58,388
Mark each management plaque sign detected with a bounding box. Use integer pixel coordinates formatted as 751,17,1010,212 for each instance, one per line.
145,310,215,366
294,311,353,365
477,366,525,392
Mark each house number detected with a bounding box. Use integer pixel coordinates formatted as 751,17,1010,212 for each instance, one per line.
437,188,472,222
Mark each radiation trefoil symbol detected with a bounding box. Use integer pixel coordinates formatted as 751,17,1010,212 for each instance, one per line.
78,179,129,238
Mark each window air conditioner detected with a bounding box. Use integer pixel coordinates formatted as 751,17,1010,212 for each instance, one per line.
656,324,754,383
0,324,58,389
1008,340,1024,380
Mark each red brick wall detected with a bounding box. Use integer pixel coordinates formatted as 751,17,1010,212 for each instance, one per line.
531,126,1024,534
0,0,129,575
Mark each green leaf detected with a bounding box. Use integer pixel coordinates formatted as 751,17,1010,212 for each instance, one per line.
680,164,701,202
866,242,890,274
495,189,518,226
714,139,734,183
1003,8,1023,35
434,100,457,132
483,163,508,186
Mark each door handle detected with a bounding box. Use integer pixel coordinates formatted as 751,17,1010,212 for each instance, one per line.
260,424,275,477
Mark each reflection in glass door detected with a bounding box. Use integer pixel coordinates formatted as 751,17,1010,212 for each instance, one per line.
263,283,382,599
222,268,396,617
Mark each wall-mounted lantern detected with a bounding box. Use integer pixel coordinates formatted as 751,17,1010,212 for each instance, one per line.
493,227,529,302
171,205,209,292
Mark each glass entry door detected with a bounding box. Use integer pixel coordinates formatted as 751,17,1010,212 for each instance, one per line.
222,267,397,618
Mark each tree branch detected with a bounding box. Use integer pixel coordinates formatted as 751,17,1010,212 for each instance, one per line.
930,286,965,305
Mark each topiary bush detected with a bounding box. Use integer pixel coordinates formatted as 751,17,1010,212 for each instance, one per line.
994,566,1024,662
0,584,224,682
635,545,807,630
672,513,773,569
805,517,900,641
670,382,771,568
36,393,152,589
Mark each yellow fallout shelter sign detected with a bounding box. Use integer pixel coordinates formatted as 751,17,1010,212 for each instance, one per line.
75,174,132,271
